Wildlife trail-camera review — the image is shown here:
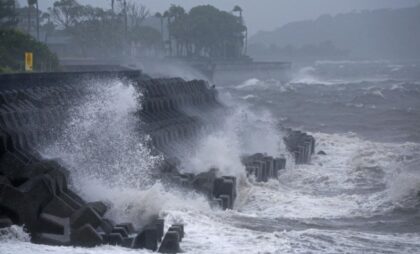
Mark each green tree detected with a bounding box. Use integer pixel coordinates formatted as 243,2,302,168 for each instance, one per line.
48,0,82,29
40,12,55,42
232,5,242,18
166,5,246,58
0,0,18,29
130,25,161,56
167,5,186,56
154,12,164,44
0,29,59,72
125,0,149,28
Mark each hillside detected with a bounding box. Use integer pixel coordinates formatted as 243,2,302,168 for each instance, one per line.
249,5,420,60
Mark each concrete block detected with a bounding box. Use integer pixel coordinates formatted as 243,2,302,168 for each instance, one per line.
70,206,102,230
34,213,71,245
97,219,114,234
71,224,103,247
170,224,184,240
158,231,180,253
59,191,83,210
42,195,75,218
106,232,124,245
155,219,165,241
112,226,129,238
133,226,158,251
116,222,135,235
219,194,231,210
121,236,135,248
87,201,108,217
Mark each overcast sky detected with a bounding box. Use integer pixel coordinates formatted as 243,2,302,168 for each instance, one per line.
25,0,420,35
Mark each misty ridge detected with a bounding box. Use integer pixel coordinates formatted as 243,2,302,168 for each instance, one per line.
249,4,420,61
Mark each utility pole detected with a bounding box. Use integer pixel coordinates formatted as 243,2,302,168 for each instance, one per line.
124,0,128,55
245,27,248,56
27,2,31,34
27,0,38,38
35,0,39,40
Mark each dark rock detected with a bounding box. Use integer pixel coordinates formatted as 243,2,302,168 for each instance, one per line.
158,231,181,253
71,224,103,247
317,150,327,155
133,226,158,251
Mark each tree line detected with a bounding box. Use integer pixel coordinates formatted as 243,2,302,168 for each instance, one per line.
0,0,58,72
0,0,248,68
45,0,160,58
156,5,246,59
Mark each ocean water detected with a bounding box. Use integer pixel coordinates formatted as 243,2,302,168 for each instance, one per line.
1,61,420,253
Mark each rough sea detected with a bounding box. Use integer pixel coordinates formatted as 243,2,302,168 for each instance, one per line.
1,60,420,253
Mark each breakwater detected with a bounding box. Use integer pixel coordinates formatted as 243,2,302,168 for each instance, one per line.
0,70,314,252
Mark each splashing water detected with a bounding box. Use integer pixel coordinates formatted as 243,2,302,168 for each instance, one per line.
181,100,287,178
6,61,419,253
43,78,160,189
0,226,30,243
40,78,169,227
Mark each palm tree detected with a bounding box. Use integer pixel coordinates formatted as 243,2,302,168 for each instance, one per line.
163,10,172,56
123,0,127,43
35,0,39,40
168,5,185,20
167,5,185,57
26,0,39,40
155,12,164,44
232,5,242,19
233,5,246,56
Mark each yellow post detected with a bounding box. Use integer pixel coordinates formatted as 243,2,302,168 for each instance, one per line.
25,52,33,71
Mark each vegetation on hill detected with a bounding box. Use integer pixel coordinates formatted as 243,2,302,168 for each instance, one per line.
0,29,59,73
249,5,420,60
1,0,248,63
